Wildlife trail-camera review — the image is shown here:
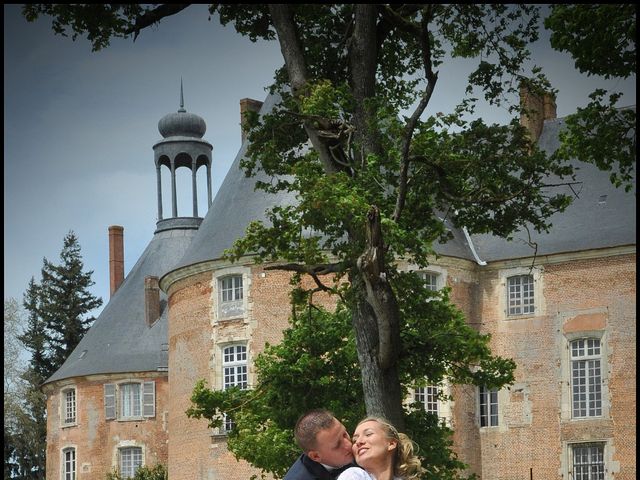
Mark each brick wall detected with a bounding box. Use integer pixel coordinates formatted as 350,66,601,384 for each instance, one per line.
45,372,168,479
451,253,636,479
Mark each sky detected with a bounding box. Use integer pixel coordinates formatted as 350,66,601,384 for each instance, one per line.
4,4,636,325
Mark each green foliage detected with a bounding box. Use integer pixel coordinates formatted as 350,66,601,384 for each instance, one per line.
545,4,636,79
189,300,514,479
35,231,103,372
22,4,146,51
11,231,102,479
545,4,636,193
106,464,168,480
21,4,635,479
553,91,636,192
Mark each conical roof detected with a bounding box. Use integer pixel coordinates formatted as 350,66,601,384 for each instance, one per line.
44,227,198,384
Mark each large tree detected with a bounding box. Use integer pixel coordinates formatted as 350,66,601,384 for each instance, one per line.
9,232,103,479
36,231,103,372
22,3,635,473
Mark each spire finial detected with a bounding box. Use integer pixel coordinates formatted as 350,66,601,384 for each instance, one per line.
178,78,186,112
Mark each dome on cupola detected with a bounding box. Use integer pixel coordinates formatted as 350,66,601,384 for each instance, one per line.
157,80,206,138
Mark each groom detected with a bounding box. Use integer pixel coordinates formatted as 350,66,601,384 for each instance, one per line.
284,409,356,480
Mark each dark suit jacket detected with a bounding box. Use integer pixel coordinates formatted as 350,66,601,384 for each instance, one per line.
283,454,354,480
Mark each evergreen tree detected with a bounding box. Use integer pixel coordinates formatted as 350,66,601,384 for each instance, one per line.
38,231,102,371
11,232,103,480
19,5,636,478
19,279,51,379
5,286,49,480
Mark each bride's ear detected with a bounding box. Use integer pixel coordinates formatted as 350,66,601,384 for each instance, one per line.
387,440,398,452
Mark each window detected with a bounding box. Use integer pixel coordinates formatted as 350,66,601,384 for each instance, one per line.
221,275,243,302
121,383,141,418
119,447,143,479
420,272,439,292
219,275,244,318
62,388,76,425
222,345,248,431
507,274,535,316
571,443,605,480
415,385,439,416
479,386,499,427
104,381,155,421
571,338,602,418
62,447,76,480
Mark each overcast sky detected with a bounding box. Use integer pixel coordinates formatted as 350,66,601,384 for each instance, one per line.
4,4,636,321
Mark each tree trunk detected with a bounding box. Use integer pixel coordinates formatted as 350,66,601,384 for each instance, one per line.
351,206,405,430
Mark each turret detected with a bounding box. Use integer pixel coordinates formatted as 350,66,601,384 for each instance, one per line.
153,80,213,232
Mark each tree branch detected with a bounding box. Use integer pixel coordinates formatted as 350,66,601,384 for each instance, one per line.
125,4,191,40
264,262,348,299
393,6,438,222
269,4,345,175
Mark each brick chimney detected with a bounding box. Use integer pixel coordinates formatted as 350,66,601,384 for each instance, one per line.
240,98,264,143
519,81,557,142
144,276,160,327
108,225,124,297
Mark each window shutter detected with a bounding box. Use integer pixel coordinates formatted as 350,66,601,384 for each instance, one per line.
143,381,155,417
104,383,116,420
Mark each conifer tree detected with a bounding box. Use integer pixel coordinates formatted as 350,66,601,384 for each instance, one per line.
37,231,103,371
12,232,103,480
6,284,49,480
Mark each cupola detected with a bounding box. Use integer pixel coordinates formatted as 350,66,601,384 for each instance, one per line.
152,80,213,231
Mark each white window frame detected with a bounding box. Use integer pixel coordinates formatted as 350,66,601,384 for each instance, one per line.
412,265,447,292
499,266,544,319
571,443,605,480
118,446,143,479
104,381,156,421
222,344,248,431
61,446,76,480
507,274,535,316
561,439,618,480
415,384,440,415
61,386,77,427
408,379,453,427
560,326,609,422
214,267,250,321
479,386,499,428
120,383,142,419
571,338,603,418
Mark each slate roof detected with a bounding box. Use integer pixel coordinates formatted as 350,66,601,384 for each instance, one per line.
175,97,635,269
468,115,636,261
44,226,198,384
44,96,635,385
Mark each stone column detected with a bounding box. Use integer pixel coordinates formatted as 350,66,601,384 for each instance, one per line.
156,164,163,221
192,161,198,217
171,161,177,218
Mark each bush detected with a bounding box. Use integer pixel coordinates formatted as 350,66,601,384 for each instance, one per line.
106,464,168,480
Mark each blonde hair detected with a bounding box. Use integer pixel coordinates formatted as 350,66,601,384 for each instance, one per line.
357,417,425,480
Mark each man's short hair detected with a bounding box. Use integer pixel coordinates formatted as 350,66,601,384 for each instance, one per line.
294,409,337,452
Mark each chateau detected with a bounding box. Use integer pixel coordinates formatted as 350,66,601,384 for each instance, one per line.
42,86,636,480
